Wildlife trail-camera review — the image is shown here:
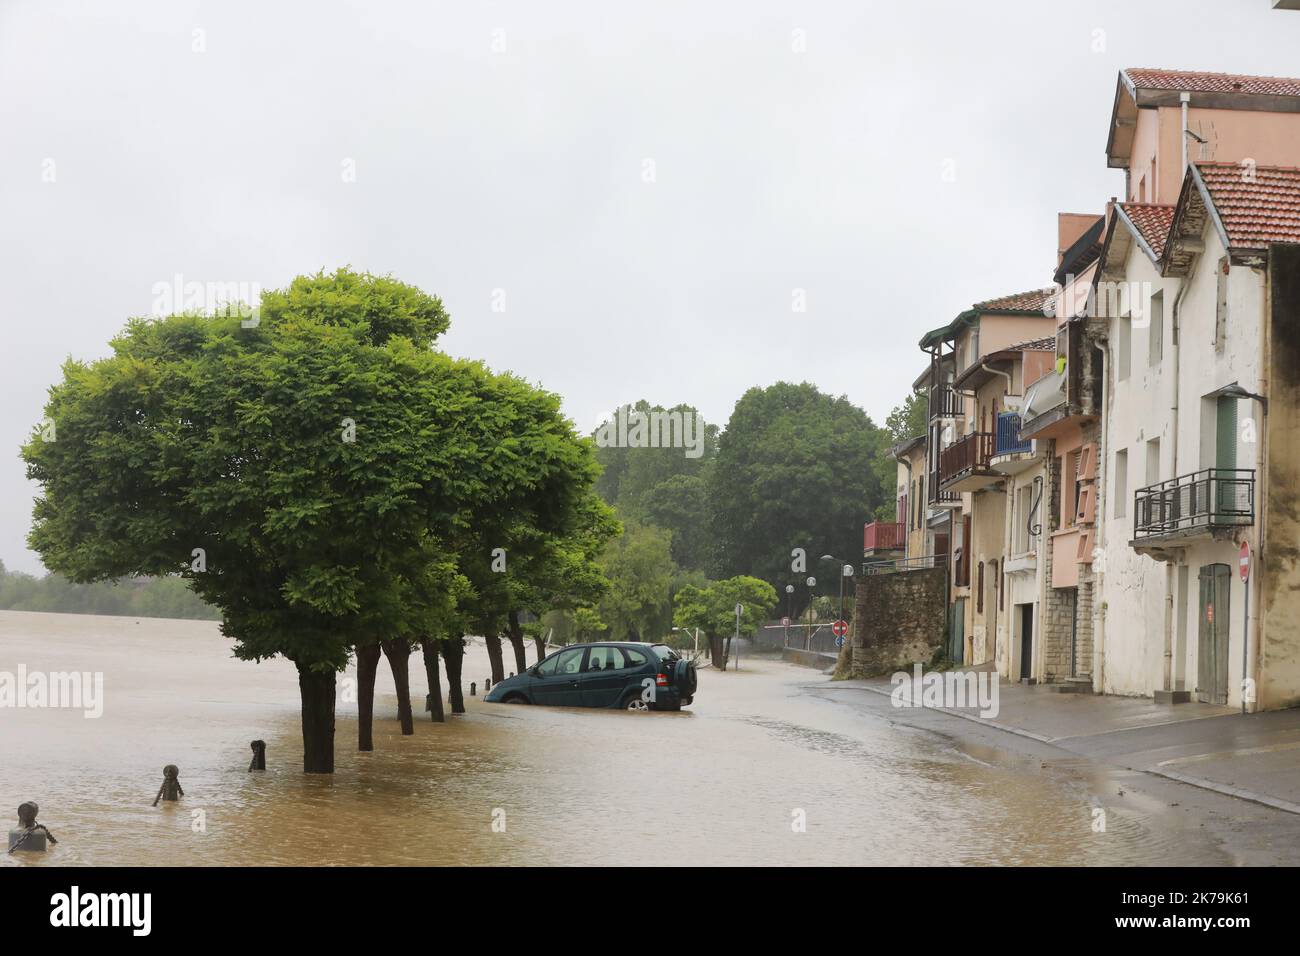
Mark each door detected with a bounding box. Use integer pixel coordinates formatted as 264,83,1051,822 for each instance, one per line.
1197,564,1231,705
532,646,586,706
1019,603,1034,681
579,645,631,707
949,598,965,664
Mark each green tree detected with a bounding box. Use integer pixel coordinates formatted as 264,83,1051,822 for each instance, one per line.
596,522,676,642
22,268,595,773
873,392,927,521
673,575,778,670
707,382,886,585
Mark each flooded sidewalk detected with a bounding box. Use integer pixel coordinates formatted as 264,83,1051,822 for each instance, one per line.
3,610,1294,866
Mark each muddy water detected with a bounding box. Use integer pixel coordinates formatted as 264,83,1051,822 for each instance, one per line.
1,610,1226,866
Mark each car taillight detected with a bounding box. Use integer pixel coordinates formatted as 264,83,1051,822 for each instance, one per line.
655,673,670,687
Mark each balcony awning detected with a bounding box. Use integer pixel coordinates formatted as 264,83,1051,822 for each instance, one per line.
1022,369,1065,421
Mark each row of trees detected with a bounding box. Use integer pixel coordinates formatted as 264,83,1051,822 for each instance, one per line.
21,269,618,773
0,560,219,620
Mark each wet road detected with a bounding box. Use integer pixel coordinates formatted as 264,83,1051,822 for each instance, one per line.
2,610,1290,866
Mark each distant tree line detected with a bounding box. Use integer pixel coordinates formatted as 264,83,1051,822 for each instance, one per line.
0,560,219,620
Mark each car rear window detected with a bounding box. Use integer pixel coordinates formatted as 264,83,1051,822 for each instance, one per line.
624,648,648,666
650,644,678,661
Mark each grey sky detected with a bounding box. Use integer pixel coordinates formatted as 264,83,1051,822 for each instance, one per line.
3,0,1297,574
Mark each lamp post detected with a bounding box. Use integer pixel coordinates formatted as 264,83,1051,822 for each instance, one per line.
805,576,816,650
784,584,794,647
672,626,700,660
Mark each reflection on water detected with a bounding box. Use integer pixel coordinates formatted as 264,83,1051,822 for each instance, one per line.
1,610,1228,866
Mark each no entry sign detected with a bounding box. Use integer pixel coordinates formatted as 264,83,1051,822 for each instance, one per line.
1240,541,1251,583
832,619,849,638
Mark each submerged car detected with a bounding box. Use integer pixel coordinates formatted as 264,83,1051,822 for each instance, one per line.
484,642,697,711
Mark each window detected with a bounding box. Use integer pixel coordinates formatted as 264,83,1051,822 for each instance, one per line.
625,648,648,667
1117,314,1132,381
1149,290,1164,366
1062,451,1081,527
554,647,584,675
1146,438,1161,487
536,653,560,677
583,646,627,672
1114,449,1128,519
1216,396,1238,470
976,562,985,613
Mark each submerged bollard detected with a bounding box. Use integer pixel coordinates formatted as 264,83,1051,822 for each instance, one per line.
8,802,58,854
425,693,435,712
485,677,491,691
509,672,515,678
248,740,266,772
470,682,477,696
152,765,184,806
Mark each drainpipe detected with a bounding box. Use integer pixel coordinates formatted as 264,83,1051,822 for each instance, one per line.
1247,270,1271,713
1165,272,1193,692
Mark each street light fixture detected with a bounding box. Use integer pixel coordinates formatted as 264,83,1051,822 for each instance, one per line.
819,554,855,628
805,575,816,650
784,584,795,647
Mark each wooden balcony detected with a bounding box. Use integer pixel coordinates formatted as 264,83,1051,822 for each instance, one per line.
939,431,999,493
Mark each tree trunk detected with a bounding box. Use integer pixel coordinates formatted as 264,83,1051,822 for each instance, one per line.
534,633,547,663
507,610,528,673
380,639,415,735
296,662,336,774
442,637,466,714
484,630,506,684
419,639,445,722
723,635,733,671
709,634,725,670
356,643,382,752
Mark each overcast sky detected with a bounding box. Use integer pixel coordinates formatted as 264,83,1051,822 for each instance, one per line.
2,0,1298,574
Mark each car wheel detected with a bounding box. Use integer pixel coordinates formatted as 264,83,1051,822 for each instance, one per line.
504,693,529,704
624,694,650,712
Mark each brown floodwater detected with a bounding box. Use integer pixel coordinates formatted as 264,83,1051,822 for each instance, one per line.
1,610,1232,866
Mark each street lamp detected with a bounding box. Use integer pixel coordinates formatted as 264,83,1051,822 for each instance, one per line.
805,575,817,650
671,626,700,660
784,584,795,647
820,554,855,626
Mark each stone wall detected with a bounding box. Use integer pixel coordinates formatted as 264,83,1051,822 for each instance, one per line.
849,566,948,677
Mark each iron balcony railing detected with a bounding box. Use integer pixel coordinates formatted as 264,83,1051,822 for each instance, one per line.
862,553,948,576
939,431,995,486
863,520,905,552
994,411,1032,457
1133,468,1255,540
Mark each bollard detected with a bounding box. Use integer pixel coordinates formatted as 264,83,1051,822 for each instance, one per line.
248,740,266,772
152,765,184,806
509,672,515,678
485,677,491,691
470,682,476,696
425,693,435,713
8,802,58,854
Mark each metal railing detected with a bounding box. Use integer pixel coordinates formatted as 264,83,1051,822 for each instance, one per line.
862,553,949,575
994,412,1032,456
940,431,995,485
863,520,905,552
1133,468,1255,540
927,466,960,505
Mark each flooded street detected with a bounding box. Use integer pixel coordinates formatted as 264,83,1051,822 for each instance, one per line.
0,610,1270,866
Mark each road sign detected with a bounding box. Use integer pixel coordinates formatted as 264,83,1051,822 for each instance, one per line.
1240,540,1251,583
781,616,790,626
835,635,845,648
832,619,848,638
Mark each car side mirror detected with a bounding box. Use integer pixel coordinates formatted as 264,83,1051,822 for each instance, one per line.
530,666,541,677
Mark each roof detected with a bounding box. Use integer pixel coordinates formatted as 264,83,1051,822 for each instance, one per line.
1008,336,1056,352
919,288,1053,349
1107,68,1300,168
1195,162,1300,250
890,434,927,460
1118,203,1176,259
1124,68,1300,98
971,288,1055,314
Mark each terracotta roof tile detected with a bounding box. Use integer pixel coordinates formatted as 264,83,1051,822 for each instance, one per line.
972,288,1054,314
1008,336,1056,352
1196,162,1300,250
1125,68,1300,98
1119,203,1176,258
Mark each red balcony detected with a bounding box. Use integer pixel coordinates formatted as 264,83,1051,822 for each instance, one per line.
939,431,998,493
864,520,905,554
